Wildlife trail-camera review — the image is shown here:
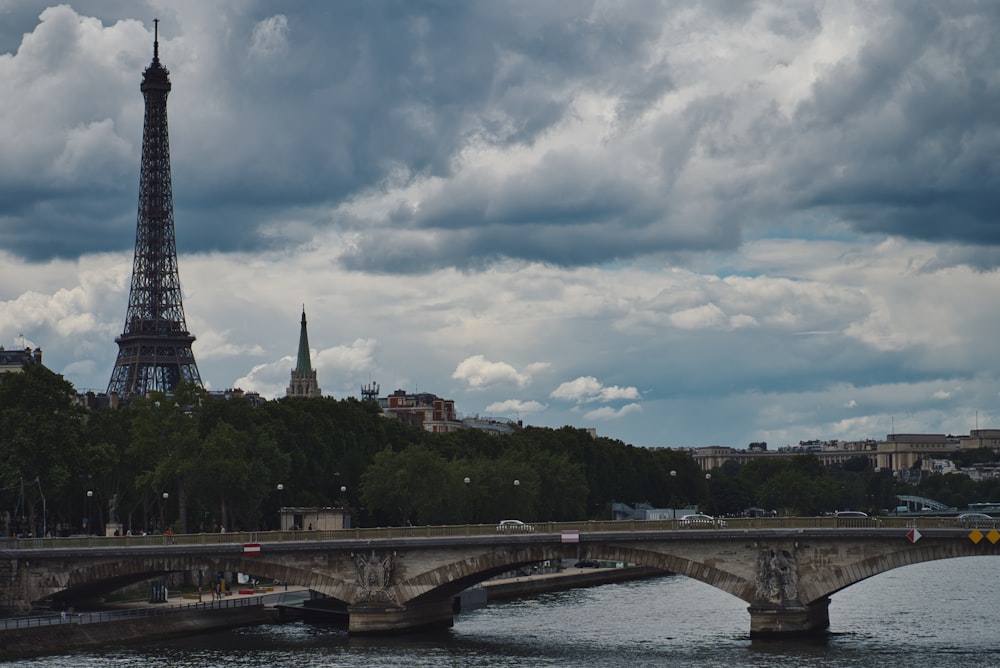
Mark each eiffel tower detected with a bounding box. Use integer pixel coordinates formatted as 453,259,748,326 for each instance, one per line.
107,20,203,398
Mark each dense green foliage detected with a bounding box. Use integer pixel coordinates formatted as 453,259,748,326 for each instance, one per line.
3,367,1000,536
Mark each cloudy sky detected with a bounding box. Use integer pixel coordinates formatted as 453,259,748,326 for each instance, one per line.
1,1,999,449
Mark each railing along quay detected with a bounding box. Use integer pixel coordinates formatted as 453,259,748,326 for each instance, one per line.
0,515,974,550
0,596,264,631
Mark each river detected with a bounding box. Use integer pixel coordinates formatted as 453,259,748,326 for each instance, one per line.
8,556,999,667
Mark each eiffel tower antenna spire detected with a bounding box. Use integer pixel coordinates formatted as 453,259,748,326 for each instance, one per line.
107,22,203,398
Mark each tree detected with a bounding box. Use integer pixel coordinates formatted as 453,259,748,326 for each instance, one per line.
0,365,85,535
360,446,457,526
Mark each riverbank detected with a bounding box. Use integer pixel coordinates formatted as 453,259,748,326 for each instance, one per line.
0,566,665,659
0,597,273,660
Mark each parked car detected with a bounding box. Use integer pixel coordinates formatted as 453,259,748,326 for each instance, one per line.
955,512,996,528
679,513,726,528
496,519,535,533
574,558,601,568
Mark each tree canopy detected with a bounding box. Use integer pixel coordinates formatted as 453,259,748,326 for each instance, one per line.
2,372,998,536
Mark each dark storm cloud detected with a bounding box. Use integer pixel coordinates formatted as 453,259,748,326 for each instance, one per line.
2,2,998,269
788,3,1000,246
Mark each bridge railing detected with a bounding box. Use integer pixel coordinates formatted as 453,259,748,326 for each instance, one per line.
1,516,970,550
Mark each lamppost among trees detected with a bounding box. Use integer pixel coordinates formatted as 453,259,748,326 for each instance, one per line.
670,470,677,515
464,477,471,524
513,479,520,518
85,490,93,534
161,492,169,532
276,483,284,530
705,473,712,515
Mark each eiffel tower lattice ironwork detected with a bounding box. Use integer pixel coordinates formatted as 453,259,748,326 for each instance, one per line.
107,20,203,398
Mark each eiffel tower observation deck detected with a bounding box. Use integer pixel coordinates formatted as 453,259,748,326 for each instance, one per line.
107,21,203,398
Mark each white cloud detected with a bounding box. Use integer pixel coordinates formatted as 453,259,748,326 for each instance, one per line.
583,403,643,421
550,376,641,404
484,399,546,416
250,15,289,61
452,355,536,389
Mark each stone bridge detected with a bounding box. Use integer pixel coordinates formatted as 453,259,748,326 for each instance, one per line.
2,519,998,636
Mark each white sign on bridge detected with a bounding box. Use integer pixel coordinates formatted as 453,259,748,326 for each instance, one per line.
561,530,579,543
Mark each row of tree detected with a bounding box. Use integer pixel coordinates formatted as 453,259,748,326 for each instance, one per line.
3,364,1000,537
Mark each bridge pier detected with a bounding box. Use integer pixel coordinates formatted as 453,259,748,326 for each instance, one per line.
347,598,454,634
747,596,830,637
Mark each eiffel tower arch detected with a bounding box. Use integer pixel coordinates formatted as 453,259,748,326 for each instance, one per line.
107,21,203,399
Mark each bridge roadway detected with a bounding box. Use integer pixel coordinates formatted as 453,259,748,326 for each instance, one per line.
2,517,998,636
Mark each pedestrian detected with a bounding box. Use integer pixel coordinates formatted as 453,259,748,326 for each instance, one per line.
165,527,173,544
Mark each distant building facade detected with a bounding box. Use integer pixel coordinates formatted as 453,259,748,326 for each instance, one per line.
960,429,1000,452
875,433,961,471
0,346,43,376
690,440,879,471
380,389,463,433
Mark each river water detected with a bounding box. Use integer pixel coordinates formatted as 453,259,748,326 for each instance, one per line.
9,556,1000,667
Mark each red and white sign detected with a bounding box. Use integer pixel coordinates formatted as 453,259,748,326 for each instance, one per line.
906,528,921,543
561,530,580,543
243,543,261,554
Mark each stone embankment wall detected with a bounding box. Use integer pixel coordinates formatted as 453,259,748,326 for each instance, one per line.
0,606,273,660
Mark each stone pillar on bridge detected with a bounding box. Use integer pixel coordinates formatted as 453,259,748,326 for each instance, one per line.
346,548,456,634
747,544,830,636
347,598,456,634
748,597,830,636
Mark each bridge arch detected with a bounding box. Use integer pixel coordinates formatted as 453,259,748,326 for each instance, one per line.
399,545,567,606
48,554,347,608
797,541,1000,604
563,544,753,603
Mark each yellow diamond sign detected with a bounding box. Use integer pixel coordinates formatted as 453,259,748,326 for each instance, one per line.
988,529,1000,544
969,529,984,544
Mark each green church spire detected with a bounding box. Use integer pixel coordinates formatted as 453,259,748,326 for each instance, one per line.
287,306,321,397
296,306,312,374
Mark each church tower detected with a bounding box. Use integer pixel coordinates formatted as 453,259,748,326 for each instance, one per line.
107,21,203,398
287,307,321,397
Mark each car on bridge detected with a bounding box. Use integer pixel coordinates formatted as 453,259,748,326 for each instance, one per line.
679,513,726,528
496,519,535,533
955,512,996,529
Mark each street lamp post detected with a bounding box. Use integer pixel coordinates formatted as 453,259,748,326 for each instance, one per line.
670,470,677,517
85,490,93,534
161,492,169,532
464,477,471,524
513,479,520,518
705,473,712,515
277,483,284,530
